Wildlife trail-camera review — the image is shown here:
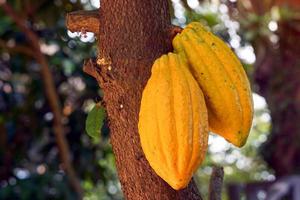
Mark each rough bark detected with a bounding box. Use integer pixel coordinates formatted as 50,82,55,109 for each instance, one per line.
66,10,99,34
95,0,202,199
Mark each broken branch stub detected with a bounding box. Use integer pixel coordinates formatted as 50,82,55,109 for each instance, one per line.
83,58,98,79
66,10,100,34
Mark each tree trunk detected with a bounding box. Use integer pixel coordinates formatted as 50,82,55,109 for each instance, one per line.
255,19,300,176
95,0,202,199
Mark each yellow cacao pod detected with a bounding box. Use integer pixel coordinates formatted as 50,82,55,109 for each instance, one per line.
138,53,208,190
172,22,253,147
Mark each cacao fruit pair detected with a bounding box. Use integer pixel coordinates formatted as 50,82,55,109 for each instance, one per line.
138,22,253,190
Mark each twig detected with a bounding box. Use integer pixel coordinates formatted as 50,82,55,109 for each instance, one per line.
66,10,99,34
83,58,98,79
169,25,183,40
0,2,84,198
209,166,224,200
181,0,194,13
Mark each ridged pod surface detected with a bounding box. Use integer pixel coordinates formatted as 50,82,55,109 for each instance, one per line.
172,22,253,147
138,53,208,190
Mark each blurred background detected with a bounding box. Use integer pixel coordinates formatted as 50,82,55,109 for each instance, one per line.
0,0,299,199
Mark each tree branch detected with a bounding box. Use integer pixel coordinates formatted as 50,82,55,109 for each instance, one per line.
0,2,83,198
66,10,99,34
24,0,48,17
0,39,35,57
209,166,224,200
181,0,194,14
82,58,99,78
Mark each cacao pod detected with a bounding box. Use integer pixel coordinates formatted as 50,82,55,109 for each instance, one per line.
173,22,253,147
138,53,208,190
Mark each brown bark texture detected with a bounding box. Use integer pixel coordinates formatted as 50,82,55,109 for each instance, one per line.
255,19,300,176
66,10,99,34
94,0,202,199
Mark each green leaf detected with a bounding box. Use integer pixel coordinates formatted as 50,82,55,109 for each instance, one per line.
85,104,105,140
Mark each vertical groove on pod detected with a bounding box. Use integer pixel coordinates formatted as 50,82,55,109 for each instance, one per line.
163,55,179,177
153,58,170,179
175,54,194,178
181,60,199,176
